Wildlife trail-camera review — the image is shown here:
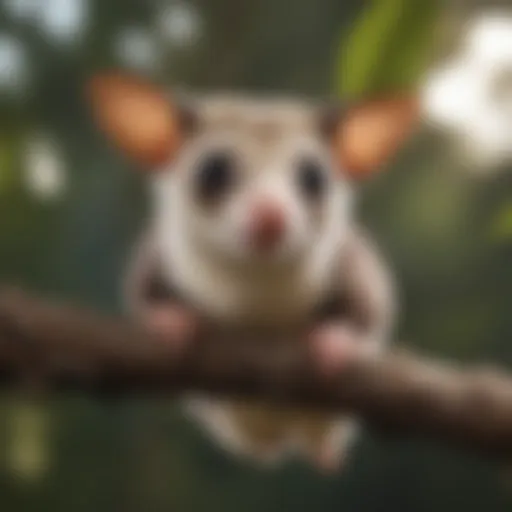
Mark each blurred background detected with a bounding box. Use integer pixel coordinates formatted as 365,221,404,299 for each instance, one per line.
1,0,512,510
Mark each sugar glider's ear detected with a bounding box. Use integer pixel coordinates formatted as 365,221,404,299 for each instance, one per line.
86,72,188,170
324,96,419,180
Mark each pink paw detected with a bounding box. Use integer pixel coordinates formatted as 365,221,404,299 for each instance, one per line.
143,305,198,354
312,444,344,475
308,323,371,378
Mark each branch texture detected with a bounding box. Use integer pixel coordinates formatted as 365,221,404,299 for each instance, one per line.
0,287,511,461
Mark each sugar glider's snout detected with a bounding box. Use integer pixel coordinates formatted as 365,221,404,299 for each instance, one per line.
245,197,288,253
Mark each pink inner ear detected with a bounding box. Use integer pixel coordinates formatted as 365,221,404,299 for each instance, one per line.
334,97,418,180
87,72,182,170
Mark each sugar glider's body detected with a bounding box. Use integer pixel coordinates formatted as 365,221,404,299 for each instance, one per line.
88,74,416,471
126,220,394,469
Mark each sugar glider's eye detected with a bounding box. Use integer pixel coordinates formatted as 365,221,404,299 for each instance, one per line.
195,151,236,201
296,157,326,200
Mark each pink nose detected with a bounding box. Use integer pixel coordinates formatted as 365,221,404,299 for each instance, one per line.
247,200,286,251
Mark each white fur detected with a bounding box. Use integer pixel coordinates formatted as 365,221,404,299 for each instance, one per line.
184,396,291,465
151,168,354,324
143,100,371,468
151,169,360,466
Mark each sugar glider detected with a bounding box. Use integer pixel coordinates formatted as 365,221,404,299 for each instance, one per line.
87,73,417,472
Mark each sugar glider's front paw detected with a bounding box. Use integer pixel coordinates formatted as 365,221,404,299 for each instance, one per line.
308,323,379,378
143,305,198,354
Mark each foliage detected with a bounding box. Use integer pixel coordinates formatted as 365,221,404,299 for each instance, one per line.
337,0,442,98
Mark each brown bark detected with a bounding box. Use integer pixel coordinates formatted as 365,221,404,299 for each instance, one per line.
0,287,511,461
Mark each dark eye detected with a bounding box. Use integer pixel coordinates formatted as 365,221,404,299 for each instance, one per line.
297,157,326,200
195,151,236,201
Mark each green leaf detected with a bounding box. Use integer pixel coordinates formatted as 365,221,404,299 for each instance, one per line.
336,0,442,99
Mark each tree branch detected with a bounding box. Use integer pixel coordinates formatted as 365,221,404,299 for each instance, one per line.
0,286,511,461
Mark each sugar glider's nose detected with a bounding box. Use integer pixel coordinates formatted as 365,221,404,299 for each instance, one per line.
246,199,287,252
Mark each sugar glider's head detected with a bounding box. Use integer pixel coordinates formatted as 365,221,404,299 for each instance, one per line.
87,73,417,268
